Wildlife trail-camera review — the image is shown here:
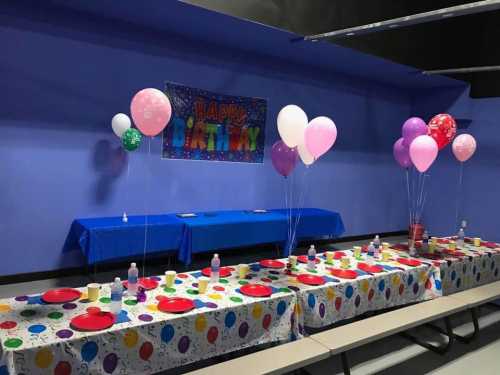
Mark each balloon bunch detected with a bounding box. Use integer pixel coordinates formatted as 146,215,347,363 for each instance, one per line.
393,114,477,234
272,105,338,177
111,88,173,151
271,105,338,256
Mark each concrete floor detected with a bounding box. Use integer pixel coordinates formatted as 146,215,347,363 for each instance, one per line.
1,235,499,374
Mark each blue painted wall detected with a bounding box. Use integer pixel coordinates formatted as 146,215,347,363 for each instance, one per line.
413,88,500,242
0,4,413,275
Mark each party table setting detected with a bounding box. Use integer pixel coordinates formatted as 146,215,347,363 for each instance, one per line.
387,237,500,296
0,241,450,375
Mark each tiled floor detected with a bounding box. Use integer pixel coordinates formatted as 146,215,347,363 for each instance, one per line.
1,235,499,374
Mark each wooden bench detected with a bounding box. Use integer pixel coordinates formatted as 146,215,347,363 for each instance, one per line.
184,281,500,375
184,337,330,375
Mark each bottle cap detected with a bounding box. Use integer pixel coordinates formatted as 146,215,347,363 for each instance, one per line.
131,262,136,268
114,277,121,283
311,245,315,249
375,235,379,239
214,253,219,258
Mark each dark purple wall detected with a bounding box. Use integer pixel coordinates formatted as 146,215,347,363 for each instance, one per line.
0,4,413,275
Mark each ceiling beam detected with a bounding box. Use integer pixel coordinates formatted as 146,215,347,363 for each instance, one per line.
304,0,500,41
423,65,500,75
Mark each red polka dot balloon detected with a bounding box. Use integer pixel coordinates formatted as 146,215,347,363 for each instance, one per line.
427,114,456,150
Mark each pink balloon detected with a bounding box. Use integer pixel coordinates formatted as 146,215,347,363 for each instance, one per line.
130,88,172,137
409,135,438,173
304,116,337,159
452,134,477,162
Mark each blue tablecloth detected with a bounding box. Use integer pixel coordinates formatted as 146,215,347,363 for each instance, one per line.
177,208,345,264
64,215,184,264
65,209,344,265
176,210,289,264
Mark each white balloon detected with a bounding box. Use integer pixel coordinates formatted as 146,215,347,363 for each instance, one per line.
277,105,308,148
298,142,314,166
111,113,131,138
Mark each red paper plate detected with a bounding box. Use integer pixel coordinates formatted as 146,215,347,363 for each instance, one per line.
442,250,466,257
437,238,450,244
240,284,272,297
297,274,325,286
259,259,285,269
397,258,422,267
123,278,158,291
330,268,358,279
201,267,232,278
42,288,82,304
357,263,383,273
333,251,346,260
421,253,442,260
482,241,498,249
158,297,195,314
297,255,320,264
70,308,114,331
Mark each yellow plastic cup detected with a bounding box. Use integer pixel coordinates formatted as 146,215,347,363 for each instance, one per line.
325,251,334,263
87,283,100,302
474,237,481,247
381,251,391,262
165,271,176,287
353,246,362,258
382,242,390,251
430,237,438,246
198,277,209,294
429,243,436,254
341,256,350,269
448,241,456,251
289,255,298,268
238,264,249,279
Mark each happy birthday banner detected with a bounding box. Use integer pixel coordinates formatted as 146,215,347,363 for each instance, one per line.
162,82,267,163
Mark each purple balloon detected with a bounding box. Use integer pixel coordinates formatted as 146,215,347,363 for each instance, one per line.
402,117,427,147
271,140,298,177
393,137,412,168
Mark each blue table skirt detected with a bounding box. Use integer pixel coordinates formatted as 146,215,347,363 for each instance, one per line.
177,208,345,264
64,215,184,264
176,210,288,264
65,209,344,265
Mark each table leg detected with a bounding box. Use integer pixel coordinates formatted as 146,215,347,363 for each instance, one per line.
341,352,351,375
426,308,479,344
400,316,454,355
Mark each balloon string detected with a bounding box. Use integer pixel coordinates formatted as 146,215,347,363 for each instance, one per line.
284,177,290,254
405,169,412,225
290,166,310,254
125,157,130,214
455,162,464,230
142,137,152,279
289,171,294,254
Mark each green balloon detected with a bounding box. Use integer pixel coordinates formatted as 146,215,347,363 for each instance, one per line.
122,128,142,151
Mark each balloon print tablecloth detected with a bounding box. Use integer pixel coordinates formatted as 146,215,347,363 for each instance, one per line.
0,270,298,375
283,251,439,329
399,237,500,296
1,237,499,374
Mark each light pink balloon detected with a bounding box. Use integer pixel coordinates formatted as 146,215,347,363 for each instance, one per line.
304,116,337,159
130,88,172,137
409,135,438,173
452,134,477,162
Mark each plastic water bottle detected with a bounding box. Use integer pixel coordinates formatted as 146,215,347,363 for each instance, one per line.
210,254,220,283
307,245,316,271
127,262,139,297
422,230,429,252
373,235,380,250
110,277,123,315
367,242,375,264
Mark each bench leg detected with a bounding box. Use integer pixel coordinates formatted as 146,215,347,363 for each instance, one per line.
426,307,479,344
400,316,454,355
341,352,351,375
